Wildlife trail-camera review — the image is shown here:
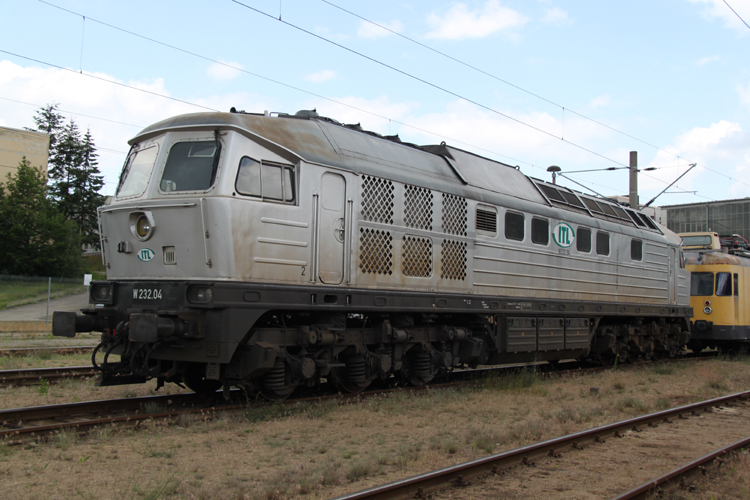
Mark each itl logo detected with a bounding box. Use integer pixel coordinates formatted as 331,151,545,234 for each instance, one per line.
552,223,575,248
137,248,155,262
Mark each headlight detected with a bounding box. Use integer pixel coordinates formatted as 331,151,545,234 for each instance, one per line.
129,211,155,241
136,215,151,238
703,306,712,315
187,286,213,304
90,283,114,305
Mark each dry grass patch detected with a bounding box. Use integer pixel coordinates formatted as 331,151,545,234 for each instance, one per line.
0,357,749,499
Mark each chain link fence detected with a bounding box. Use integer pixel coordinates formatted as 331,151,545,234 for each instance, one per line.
0,275,89,322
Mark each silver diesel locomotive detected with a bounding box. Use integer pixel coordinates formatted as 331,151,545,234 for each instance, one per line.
54,109,692,398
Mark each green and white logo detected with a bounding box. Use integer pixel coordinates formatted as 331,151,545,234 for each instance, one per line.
137,248,155,262
552,223,575,248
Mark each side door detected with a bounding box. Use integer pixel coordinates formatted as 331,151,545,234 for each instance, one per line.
669,246,677,304
317,172,347,284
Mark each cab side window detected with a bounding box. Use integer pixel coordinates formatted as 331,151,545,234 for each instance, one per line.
236,157,295,203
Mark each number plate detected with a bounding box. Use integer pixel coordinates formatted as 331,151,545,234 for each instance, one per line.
132,288,163,300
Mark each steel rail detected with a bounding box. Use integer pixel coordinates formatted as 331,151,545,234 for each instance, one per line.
0,346,95,357
331,390,750,500
612,435,750,500
0,355,718,443
0,366,97,385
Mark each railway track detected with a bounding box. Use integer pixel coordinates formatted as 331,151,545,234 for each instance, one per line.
332,390,750,500
0,355,720,444
0,366,97,386
0,346,95,357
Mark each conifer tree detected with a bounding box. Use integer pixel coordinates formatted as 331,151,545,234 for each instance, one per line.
29,104,105,248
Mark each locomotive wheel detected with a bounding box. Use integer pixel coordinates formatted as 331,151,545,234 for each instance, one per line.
257,360,298,401
258,382,297,401
182,363,222,394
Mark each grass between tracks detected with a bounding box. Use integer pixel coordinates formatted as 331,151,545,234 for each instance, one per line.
0,356,749,500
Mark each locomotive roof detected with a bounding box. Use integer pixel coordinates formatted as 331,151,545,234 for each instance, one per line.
134,110,546,205
134,110,665,237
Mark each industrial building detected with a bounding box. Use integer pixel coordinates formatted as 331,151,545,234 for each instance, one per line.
0,125,50,183
662,199,750,241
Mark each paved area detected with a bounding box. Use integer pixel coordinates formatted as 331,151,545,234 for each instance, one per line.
0,293,89,322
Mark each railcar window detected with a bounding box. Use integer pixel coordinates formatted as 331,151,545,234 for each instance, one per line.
690,272,713,296
631,239,643,261
577,227,592,253
716,272,732,296
160,141,221,192
505,212,524,241
596,231,610,255
116,145,158,198
235,157,296,203
531,218,549,245
734,273,739,296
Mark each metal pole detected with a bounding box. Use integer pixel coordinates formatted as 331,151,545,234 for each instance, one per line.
629,151,638,209
45,277,51,325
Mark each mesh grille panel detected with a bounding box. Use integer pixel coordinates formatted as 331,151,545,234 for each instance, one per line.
361,175,394,224
402,236,432,277
441,194,467,236
359,228,393,275
441,239,467,280
404,185,433,230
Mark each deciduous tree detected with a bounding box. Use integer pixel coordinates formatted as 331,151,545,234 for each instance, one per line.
0,158,81,276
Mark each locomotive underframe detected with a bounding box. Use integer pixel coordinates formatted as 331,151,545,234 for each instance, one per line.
54,280,691,397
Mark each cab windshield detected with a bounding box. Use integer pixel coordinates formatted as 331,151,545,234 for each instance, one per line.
682,235,713,247
116,145,159,198
160,141,221,192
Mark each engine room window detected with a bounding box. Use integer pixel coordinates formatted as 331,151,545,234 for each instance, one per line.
160,140,221,192
596,231,610,255
691,272,713,296
116,145,158,198
531,218,549,245
715,272,732,296
577,227,591,253
505,212,524,241
631,239,643,261
236,157,296,203
734,273,739,296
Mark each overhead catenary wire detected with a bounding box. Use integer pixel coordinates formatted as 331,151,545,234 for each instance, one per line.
231,0,631,169
316,0,750,192
33,0,535,169
24,1,735,198
0,96,144,129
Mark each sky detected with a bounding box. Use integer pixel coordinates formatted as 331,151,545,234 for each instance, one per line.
1,0,749,207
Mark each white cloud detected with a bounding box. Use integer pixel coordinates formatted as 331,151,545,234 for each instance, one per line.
541,7,570,25
696,55,720,66
312,95,420,132
304,70,337,83
206,60,244,81
357,19,404,39
0,60,262,195
589,95,611,109
643,120,749,199
425,1,528,40
688,0,750,35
